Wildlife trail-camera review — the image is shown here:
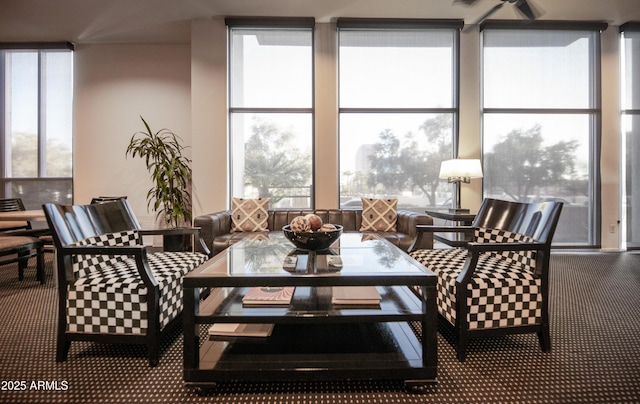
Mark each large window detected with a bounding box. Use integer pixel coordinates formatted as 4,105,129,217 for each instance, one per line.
338,19,462,211
228,18,314,209
482,23,606,246
0,44,73,208
621,23,640,249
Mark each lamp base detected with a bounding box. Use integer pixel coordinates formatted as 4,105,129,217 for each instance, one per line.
448,208,470,213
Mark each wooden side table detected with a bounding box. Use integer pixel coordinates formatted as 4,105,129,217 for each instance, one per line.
424,210,476,247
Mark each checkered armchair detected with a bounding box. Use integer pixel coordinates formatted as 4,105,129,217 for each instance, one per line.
410,198,563,361
43,200,211,367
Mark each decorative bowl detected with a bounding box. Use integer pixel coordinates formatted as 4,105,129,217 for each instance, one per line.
282,224,343,251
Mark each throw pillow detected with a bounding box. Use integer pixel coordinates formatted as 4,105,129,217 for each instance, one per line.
231,197,270,232
360,198,397,232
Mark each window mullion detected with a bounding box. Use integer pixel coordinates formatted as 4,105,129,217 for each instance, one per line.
38,51,45,178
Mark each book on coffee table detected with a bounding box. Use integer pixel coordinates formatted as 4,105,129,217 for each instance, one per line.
331,286,381,307
208,323,274,338
242,286,295,307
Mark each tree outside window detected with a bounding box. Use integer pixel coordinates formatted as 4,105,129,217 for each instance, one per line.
1,47,73,208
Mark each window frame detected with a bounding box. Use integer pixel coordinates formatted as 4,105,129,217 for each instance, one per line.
226,17,316,209
0,42,74,208
336,18,464,210
480,20,607,248
620,22,640,250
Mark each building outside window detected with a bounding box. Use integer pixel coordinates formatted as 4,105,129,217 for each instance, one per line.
337,19,462,211
0,44,73,208
227,18,314,209
481,23,606,247
621,23,640,250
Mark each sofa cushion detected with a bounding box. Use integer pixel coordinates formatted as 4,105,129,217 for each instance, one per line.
360,198,397,232
231,197,270,232
195,208,434,256
363,231,411,249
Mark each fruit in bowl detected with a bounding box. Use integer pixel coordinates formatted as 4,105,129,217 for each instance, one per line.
305,214,323,231
283,215,343,251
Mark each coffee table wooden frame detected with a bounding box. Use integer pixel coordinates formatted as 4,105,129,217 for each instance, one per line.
183,233,437,393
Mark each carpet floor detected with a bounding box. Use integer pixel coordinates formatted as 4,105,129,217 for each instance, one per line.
0,252,639,403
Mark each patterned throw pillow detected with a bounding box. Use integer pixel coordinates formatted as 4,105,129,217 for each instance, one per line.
360,198,397,232
231,197,270,232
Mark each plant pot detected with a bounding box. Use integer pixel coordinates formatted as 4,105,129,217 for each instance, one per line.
163,233,192,252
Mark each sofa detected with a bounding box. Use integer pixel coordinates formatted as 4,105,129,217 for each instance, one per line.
194,208,434,256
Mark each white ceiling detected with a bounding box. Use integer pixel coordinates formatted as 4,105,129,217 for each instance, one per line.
2,0,640,44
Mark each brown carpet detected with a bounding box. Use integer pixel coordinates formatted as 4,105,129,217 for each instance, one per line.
0,252,639,403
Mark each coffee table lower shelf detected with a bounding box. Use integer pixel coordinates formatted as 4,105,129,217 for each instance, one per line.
184,321,436,390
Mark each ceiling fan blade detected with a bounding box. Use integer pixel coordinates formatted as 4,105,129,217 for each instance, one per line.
468,2,505,26
514,0,543,20
453,0,482,5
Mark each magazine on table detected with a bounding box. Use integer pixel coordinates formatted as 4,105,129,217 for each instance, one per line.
208,323,274,338
331,286,381,307
242,286,295,307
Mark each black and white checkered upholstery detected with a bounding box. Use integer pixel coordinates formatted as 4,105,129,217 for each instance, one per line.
474,227,537,270
410,227,541,330
68,230,208,335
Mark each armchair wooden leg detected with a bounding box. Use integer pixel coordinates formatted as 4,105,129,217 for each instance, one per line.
36,245,45,284
147,334,160,367
537,325,551,352
56,296,70,362
148,356,159,367
457,337,469,362
17,251,28,281
56,338,70,362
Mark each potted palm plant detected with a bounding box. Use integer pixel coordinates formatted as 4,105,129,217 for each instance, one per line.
126,116,193,250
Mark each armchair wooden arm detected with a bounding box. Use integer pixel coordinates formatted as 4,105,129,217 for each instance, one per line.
466,240,545,252
456,240,546,285
59,244,158,289
416,224,474,233
410,224,474,251
138,227,211,257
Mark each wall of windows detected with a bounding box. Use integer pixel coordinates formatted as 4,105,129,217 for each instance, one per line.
227,18,314,209
221,18,615,247
481,22,606,246
337,19,462,211
621,23,640,249
0,44,73,208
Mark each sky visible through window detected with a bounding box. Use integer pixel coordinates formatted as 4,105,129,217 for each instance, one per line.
9,51,73,149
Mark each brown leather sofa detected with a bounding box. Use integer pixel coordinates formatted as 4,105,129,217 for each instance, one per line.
194,209,434,256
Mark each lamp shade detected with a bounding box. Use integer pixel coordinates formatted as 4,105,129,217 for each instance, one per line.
439,159,483,182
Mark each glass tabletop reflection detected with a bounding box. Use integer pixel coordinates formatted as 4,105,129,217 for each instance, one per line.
191,232,429,279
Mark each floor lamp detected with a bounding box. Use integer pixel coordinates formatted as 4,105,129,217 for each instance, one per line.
439,159,483,213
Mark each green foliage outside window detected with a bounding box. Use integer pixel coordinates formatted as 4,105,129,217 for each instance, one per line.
10,132,72,177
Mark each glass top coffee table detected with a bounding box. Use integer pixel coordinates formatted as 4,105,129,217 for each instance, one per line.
183,232,437,392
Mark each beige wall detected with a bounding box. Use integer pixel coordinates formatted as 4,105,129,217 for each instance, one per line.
73,43,191,229
459,27,483,214
191,18,228,217
600,27,622,251
72,22,623,250
314,22,339,209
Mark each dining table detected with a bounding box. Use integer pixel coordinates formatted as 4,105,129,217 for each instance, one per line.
0,210,47,222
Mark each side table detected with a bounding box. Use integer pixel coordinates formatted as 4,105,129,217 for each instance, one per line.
424,210,476,247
